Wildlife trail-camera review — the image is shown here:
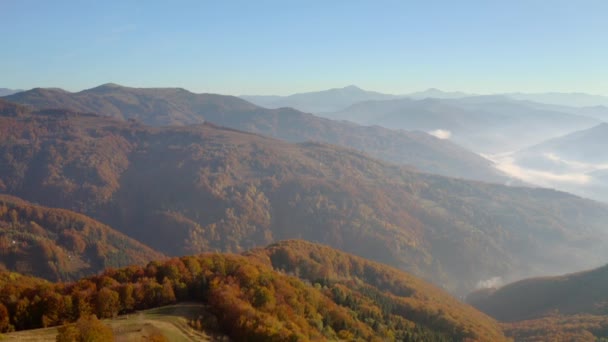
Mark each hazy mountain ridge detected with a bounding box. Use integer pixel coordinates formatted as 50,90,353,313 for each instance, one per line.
241,85,399,113
3,85,511,183
326,96,599,154
502,123,608,202
2,101,608,295
241,86,608,113
507,92,608,108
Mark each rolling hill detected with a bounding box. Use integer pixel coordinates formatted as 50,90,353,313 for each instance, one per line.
2,85,510,183
467,263,608,322
1,101,608,295
0,194,164,281
0,240,508,341
467,264,608,341
325,96,599,154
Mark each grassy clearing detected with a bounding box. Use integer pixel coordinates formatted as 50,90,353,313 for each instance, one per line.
2,303,224,341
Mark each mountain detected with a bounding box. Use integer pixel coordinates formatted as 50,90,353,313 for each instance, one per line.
0,88,23,97
0,194,164,282
0,240,508,341
3,85,510,183
326,96,599,154
241,85,398,113
506,123,608,202
2,102,608,295
405,88,473,100
507,92,608,108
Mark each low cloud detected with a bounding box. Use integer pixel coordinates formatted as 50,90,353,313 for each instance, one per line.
429,129,451,139
476,276,503,289
543,152,608,171
485,153,592,186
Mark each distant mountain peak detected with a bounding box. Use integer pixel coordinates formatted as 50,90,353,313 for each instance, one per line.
407,88,472,100
91,82,125,90
99,82,123,88
31,87,69,93
425,87,443,92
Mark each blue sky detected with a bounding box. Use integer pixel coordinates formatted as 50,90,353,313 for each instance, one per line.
1,0,607,95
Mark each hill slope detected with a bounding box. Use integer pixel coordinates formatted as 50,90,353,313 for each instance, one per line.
0,194,164,281
3,85,509,183
2,101,608,295
0,240,507,341
467,263,608,322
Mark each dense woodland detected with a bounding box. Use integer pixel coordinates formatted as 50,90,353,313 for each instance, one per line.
0,240,506,341
1,99,608,295
0,195,164,281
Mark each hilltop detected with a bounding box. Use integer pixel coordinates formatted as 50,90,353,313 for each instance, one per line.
0,240,507,341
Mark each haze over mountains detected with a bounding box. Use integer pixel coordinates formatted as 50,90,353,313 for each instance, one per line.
3,99,608,297
241,85,399,113
499,123,608,203
0,89,22,97
3,84,510,183
242,85,608,113
325,95,600,154
3,83,608,340
241,85,608,203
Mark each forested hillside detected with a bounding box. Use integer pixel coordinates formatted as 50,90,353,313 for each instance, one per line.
468,264,608,321
1,100,608,294
468,264,608,341
3,86,509,183
0,240,507,341
0,195,164,281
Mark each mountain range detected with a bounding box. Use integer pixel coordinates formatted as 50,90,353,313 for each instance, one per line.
2,100,608,296
3,84,510,183
325,96,600,154
242,85,608,112
241,85,399,113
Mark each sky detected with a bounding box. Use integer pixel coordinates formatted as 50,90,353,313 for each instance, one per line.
1,0,607,95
